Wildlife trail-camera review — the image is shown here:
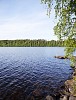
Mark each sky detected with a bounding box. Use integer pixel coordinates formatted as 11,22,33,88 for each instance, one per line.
0,0,57,40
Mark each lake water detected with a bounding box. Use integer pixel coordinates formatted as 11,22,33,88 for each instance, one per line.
0,47,73,100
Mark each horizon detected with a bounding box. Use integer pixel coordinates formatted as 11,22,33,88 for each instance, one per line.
0,0,57,40
0,38,58,41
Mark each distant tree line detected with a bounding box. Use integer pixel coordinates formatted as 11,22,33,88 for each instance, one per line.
0,39,75,47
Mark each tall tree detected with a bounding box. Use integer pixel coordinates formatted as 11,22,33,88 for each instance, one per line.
41,0,76,66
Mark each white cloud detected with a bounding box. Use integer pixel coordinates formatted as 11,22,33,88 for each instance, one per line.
0,7,57,40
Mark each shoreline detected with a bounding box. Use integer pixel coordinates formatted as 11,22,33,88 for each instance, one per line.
45,56,76,100
28,58,75,100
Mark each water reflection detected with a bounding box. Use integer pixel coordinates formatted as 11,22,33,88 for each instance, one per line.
0,47,73,100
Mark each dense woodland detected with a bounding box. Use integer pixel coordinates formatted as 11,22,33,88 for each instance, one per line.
0,39,66,47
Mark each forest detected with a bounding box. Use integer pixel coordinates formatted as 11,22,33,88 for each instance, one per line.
0,39,66,47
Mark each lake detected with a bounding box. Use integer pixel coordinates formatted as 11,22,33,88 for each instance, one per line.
0,47,73,100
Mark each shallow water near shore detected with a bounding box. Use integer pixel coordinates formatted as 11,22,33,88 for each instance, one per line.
0,47,73,100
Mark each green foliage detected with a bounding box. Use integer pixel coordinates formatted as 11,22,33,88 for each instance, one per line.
41,0,76,65
0,39,65,47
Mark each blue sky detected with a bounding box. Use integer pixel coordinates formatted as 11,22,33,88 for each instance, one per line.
0,0,57,40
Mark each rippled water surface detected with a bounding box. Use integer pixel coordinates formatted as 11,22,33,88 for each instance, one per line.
0,47,73,100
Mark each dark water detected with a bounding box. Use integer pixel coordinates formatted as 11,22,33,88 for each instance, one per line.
0,47,73,100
